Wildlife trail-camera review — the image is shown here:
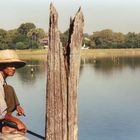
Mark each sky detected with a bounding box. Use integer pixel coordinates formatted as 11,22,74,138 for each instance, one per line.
0,0,140,34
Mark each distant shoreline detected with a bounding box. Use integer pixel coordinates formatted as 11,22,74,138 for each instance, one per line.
81,48,140,58
13,48,140,60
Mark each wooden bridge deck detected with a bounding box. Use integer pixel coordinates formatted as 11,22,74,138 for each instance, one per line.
0,133,29,140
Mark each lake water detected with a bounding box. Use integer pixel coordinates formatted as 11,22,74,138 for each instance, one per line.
6,57,140,140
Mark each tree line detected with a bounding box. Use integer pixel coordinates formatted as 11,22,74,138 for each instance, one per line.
1,23,140,49
60,29,140,49
0,22,47,50
82,29,140,49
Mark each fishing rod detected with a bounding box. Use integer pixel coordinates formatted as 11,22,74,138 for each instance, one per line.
27,130,45,140
2,120,45,140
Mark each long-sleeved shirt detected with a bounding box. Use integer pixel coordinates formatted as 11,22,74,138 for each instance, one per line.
0,72,7,119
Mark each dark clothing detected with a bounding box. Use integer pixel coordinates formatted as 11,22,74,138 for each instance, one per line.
0,119,4,132
0,85,20,132
3,84,20,113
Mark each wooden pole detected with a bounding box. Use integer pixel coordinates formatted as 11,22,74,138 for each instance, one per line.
45,3,84,140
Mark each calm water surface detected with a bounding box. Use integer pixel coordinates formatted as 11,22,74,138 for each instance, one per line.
6,57,140,140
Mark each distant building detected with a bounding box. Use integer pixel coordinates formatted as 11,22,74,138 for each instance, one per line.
39,37,48,45
81,44,89,49
39,37,48,48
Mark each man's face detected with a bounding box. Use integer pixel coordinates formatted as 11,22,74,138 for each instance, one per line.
3,67,16,76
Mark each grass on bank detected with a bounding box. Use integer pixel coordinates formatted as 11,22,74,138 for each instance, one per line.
1,48,140,60
15,49,48,61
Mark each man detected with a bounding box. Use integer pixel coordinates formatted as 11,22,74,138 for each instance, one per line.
0,50,27,134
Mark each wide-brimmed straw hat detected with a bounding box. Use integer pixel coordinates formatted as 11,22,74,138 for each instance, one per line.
0,50,26,69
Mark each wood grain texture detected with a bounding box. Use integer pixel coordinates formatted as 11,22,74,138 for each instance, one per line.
46,3,84,140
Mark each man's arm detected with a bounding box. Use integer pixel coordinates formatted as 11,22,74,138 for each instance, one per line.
11,86,25,116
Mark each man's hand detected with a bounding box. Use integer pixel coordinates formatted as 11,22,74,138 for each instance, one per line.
16,105,25,116
5,113,27,133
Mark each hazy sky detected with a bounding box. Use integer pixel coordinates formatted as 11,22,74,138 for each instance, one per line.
0,0,140,34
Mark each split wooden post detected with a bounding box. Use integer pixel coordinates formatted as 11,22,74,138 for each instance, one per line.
45,3,84,140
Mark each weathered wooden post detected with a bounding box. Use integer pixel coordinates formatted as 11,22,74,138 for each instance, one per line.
45,3,84,140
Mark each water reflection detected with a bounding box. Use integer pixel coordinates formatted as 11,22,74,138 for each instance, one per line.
17,60,47,84
80,57,140,75
16,57,140,83
8,56,140,140
79,56,140,140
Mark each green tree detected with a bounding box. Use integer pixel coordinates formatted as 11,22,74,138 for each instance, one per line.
12,32,28,45
136,33,140,48
90,29,125,48
17,23,36,35
0,29,10,49
27,28,46,49
27,28,46,40
7,29,28,49
16,42,27,49
124,32,138,48
7,29,18,49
